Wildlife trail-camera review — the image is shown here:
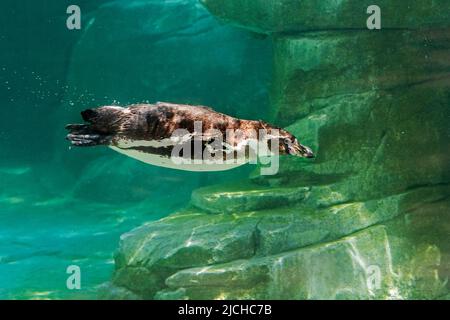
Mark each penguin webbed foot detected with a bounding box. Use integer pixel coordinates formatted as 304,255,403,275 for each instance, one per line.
65,124,111,147
66,133,112,147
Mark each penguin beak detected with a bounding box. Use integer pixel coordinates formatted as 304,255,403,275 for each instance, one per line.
289,142,315,158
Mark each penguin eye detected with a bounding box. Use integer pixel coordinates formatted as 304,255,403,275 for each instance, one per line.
282,138,291,150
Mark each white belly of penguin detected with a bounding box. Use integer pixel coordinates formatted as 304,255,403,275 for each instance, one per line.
109,139,248,172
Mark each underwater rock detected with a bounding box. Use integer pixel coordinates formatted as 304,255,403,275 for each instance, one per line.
271,30,450,125
97,282,142,300
111,210,259,298
201,0,450,33
108,185,448,298
116,223,446,300
158,226,406,299
191,181,310,214
255,29,450,207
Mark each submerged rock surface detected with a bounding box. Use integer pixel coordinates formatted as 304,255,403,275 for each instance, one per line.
104,1,450,299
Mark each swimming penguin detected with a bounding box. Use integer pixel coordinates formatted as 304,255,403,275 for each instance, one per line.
65,102,314,171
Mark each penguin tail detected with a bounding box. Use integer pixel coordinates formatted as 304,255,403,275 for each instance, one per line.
65,124,112,147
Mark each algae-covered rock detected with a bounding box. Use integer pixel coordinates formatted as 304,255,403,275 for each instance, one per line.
98,282,143,300
201,0,450,33
109,185,448,298
191,181,310,214
271,30,450,124
256,29,450,205
112,210,259,297
111,209,447,299
158,225,444,300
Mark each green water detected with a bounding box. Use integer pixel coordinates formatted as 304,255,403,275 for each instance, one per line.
1,0,449,300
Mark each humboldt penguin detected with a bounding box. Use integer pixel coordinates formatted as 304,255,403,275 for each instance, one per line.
65,102,314,171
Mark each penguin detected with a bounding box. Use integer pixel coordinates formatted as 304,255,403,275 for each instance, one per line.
65,102,314,171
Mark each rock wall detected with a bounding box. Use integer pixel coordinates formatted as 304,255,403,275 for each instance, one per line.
103,1,450,299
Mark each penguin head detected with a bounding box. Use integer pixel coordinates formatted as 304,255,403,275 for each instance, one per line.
278,131,314,158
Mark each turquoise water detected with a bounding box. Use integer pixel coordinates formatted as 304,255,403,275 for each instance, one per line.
0,0,271,299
